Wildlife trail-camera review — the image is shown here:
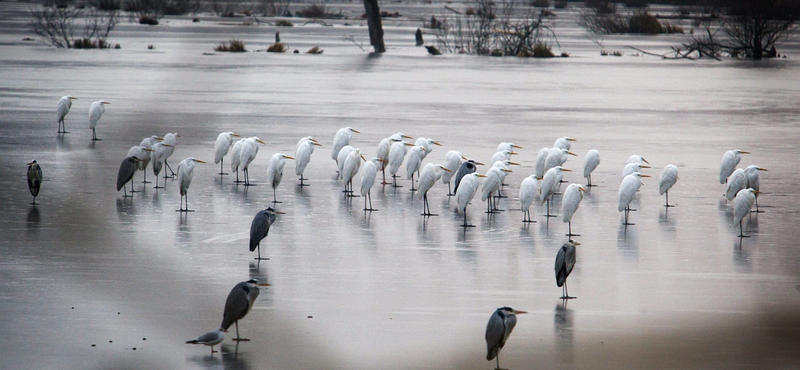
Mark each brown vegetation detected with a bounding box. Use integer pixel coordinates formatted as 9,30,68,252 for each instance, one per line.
215,39,246,52
267,42,286,52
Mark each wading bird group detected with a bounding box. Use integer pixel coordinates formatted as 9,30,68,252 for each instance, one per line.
30,97,771,365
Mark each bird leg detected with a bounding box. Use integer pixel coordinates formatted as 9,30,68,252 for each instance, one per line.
165,160,176,178
299,175,308,187
623,206,635,226
123,183,132,198
243,169,256,186
492,191,504,212
381,168,389,185
544,198,557,218
664,191,675,208
446,182,454,197
255,245,270,260
210,345,217,355
392,174,402,188
494,354,507,370
154,175,164,189
129,173,139,193
219,160,228,176
231,321,250,342
738,221,750,238
566,222,580,237
91,128,101,141
409,174,417,192
522,210,536,223
422,195,437,216
30,195,38,206
461,211,475,228
751,195,763,213
272,188,281,203
177,194,195,212
142,169,150,184
560,280,576,299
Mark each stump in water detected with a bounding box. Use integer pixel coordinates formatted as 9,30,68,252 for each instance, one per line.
415,28,424,46
362,0,386,52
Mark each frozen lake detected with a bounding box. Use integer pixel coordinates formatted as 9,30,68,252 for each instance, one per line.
1,2,800,369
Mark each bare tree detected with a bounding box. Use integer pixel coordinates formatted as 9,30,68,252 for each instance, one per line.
724,0,798,59
29,6,81,48
259,0,291,16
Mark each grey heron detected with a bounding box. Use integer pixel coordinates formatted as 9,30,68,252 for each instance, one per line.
117,156,140,198
555,240,580,299
659,164,678,208
250,207,284,260
88,100,110,141
485,306,527,370
177,157,205,212
186,327,224,354
221,279,269,341
453,159,483,195
27,160,42,205
56,95,76,133
582,149,600,187
214,132,241,176
720,150,748,184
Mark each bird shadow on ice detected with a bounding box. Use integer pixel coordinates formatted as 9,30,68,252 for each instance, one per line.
617,224,639,260
26,206,41,230
554,301,574,346
188,342,252,370
732,238,753,270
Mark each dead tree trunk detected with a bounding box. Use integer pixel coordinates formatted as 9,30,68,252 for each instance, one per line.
362,0,386,52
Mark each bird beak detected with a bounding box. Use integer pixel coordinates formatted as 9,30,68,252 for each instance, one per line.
70,97,77,100
404,143,414,146
508,161,520,166
27,161,35,165
513,310,528,315
313,142,322,146
568,138,577,142
509,152,519,155
164,144,174,147
474,162,485,166
433,141,442,146
103,101,111,104
232,134,241,137
144,148,154,152
377,158,387,163
257,139,265,144
257,283,271,287
461,155,468,160
156,137,163,141
285,156,295,160
640,174,651,177
572,241,581,246
579,187,586,192
351,129,361,134
476,174,487,178
753,190,761,194
502,169,512,173
274,211,287,214
562,168,572,172
513,144,523,148
740,151,750,154
402,135,413,139
442,167,452,172
175,134,180,137
536,177,543,180
641,165,651,169
759,168,768,171
360,155,367,162
642,158,650,164
567,151,578,157
195,160,207,163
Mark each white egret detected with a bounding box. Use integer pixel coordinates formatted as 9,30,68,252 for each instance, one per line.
151,142,173,189
725,168,746,201
733,188,757,237
659,164,679,207
229,138,246,183
177,157,205,212
186,328,224,355
342,148,365,196
720,150,748,184
491,160,518,198
626,155,649,165
221,279,269,341
618,172,650,225
554,137,576,150
360,158,384,211
27,160,42,205
126,145,153,192
295,136,318,153
555,240,579,299
481,166,511,214
417,163,451,216
266,153,294,203
455,173,486,227
546,147,577,174
378,133,412,184
442,150,467,196
239,137,265,186
406,145,426,191
88,100,110,141
453,159,483,195
56,95,76,133
214,132,241,176
489,150,516,166
138,135,161,184
337,145,356,180
622,162,650,179
387,140,414,187
744,165,768,212
485,307,527,370
540,166,570,218
496,142,522,153
414,137,442,160
535,147,550,179
562,184,586,236
117,156,140,198
162,132,180,177
519,175,538,223
331,127,360,166
250,207,284,260
582,149,600,187
295,139,322,187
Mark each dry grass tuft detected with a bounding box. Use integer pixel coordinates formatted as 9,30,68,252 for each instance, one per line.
215,39,246,52
306,45,323,54
267,42,287,52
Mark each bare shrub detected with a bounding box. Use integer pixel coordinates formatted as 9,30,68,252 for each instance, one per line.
275,19,293,26
267,42,286,52
259,0,291,16
297,4,325,18
581,9,684,34
29,5,118,48
215,39,246,52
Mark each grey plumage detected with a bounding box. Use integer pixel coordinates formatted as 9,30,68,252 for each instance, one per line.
186,327,225,354
555,240,578,299
221,279,261,341
27,160,42,204
485,306,526,369
453,160,478,195
117,156,138,196
250,207,280,260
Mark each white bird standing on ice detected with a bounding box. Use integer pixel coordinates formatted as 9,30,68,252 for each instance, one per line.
378,133,412,184
733,188,757,238
239,137,265,186
562,183,586,236
57,95,76,133
177,157,206,212
266,153,294,203
535,147,550,179
230,138,246,183
214,132,241,176
540,166,570,218
387,140,414,187
744,165,768,212
618,172,649,225
442,150,467,196
583,149,600,187
295,137,322,186
331,127,360,167
341,148,365,196
554,137,576,150
360,157,384,211
622,162,650,179
406,145,426,191
725,168,746,201
162,132,180,177
417,163,451,216
455,173,486,228
720,150,748,184
659,164,678,207
519,175,538,223
88,100,110,141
